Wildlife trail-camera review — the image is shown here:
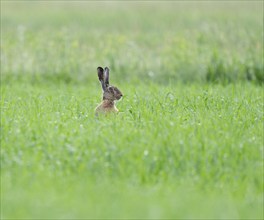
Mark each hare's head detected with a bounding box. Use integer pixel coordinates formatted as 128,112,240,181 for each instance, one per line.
97,67,123,101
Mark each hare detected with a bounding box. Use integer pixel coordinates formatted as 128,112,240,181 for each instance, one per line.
95,66,123,115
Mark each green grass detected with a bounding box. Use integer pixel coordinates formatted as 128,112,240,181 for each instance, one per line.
2,1,263,84
1,82,263,219
1,1,264,219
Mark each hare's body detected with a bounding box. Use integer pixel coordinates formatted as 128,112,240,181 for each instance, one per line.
95,67,122,115
95,100,119,114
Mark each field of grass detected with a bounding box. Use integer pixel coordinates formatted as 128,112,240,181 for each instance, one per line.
1,1,263,219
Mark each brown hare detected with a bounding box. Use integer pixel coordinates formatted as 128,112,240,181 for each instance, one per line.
95,67,123,115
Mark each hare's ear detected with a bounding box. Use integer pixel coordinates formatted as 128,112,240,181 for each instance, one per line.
104,67,110,87
97,67,106,91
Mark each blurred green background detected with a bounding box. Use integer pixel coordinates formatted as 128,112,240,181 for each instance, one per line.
2,1,263,84
1,1,263,219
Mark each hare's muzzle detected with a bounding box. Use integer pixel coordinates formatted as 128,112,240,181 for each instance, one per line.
117,94,123,100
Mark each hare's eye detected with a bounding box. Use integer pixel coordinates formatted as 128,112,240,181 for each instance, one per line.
108,87,114,93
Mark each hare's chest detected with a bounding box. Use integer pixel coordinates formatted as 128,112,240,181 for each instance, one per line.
95,102,118,114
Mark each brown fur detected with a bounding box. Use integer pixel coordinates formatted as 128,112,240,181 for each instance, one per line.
95,67,122,115
95,100,119,114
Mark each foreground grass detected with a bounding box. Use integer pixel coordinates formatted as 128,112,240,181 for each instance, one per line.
1,82,263,218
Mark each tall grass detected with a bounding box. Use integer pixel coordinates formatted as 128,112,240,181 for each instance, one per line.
1,82,263,218
1,1,263,219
